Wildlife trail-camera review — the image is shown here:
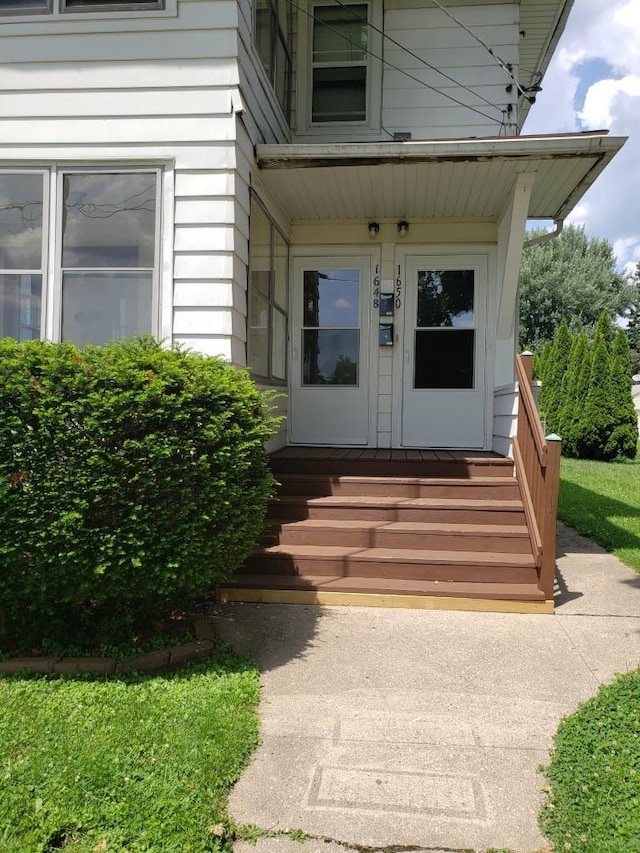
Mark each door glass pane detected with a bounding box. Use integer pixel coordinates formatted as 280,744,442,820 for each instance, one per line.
312,67,366,122
62,271,152,346
303,329,359,385
313,5,367,62
0,173,44,269
303,269,359,327
62,173,156,268
0,274,41,340
249,292,269,376
414,329,474,389
417,270,474,328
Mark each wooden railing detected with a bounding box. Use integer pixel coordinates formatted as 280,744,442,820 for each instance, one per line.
513,353,562,600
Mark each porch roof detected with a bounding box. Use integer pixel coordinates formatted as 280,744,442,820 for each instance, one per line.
255,131,625,223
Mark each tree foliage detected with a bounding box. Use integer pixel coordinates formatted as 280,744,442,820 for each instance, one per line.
519,225,633,351
537,313,638,461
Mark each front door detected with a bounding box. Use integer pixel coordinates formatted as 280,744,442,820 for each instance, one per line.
396,255,488,448
290,256,373,445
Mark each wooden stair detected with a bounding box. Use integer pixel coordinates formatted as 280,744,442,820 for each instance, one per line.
219,449,551,613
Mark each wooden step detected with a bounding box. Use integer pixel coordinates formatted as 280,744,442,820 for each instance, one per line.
271,458,514,479
242,545,538,584
221,573,547,602
264,519,533,553
269,495,526,525
274,474,520,500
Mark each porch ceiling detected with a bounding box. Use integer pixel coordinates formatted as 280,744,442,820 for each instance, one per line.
255,131,625,223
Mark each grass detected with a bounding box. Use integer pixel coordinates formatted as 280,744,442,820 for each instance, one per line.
558,444,640,572
539,669,640,853
0,644,259,853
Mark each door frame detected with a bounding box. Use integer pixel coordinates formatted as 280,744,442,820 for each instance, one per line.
288,245,381,446
391,246,496,450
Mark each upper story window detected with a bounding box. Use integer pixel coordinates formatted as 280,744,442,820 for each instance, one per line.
255,0,292,120
0,0,163,15
312,4,368,123
296,0,381,136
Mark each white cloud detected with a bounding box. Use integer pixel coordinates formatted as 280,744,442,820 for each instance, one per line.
522,0,640,269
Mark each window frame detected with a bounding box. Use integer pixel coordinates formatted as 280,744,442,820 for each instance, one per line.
296,0,382,136
0,167,164,346
253,0,293,123
0,0,172,19
247,194,289,386
0,169,48,342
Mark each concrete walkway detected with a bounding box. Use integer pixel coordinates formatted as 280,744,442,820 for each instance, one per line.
216,524,640,853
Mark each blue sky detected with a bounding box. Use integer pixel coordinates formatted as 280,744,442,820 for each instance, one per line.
522,0,640,273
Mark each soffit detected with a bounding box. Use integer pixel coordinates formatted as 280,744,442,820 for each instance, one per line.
255,132,625,223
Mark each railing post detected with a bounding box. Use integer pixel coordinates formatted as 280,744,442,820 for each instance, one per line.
520,350,534,386
539,433,562,601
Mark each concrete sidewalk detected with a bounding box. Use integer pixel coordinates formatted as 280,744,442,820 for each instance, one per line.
216,524,640,853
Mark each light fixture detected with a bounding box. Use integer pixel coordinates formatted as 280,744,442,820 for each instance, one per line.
368,222,380,239
397,220,409,238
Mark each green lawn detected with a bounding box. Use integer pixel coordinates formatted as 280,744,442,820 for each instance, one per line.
558,444,640,572
0,646,259,853
539,669,640,853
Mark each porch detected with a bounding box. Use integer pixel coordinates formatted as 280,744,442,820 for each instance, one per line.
219,356,560,614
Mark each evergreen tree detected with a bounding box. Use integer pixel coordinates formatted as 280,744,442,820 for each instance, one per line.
558,333,589,455
539,320,573,434
535,339,553,382
577,331,615,460
605,330,639,459
595,309,614,351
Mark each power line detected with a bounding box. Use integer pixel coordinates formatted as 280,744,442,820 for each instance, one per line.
330,0,509,118
426,0,534,104
289,0,507,128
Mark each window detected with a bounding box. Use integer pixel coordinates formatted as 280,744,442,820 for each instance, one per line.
254,0,292,119
0,169,160,346
311,4,368,123
248,197,288,383
0,0,163,15
0,173,45,341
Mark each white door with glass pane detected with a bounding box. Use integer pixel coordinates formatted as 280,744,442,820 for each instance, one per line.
290,257,371,445
398,255,487,448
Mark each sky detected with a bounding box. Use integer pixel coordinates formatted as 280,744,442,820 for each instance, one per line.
522,0,640,273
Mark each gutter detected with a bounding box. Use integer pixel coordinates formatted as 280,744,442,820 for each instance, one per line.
524,220,564,249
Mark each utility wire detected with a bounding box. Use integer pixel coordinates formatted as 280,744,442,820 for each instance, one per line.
290,0,505,127
330,0,508,117
426,0,533,103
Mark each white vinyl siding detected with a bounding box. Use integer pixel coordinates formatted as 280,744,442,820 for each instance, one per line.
0,0,251,365
293,1,519,141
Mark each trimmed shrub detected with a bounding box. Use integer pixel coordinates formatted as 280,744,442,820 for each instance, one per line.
0,337,277,648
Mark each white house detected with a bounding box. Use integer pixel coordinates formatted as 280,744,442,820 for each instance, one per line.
0,0,626,610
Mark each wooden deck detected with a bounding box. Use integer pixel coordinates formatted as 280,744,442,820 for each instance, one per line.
218,447,553,614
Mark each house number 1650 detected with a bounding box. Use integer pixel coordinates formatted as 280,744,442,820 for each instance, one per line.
395,266,402,309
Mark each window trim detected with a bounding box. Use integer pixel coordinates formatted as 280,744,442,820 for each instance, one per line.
296,0,382,136
0,0,174,19
247,194,289,386
0,169,48,342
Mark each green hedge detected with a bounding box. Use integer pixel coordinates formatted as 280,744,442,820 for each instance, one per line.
0,337,277,648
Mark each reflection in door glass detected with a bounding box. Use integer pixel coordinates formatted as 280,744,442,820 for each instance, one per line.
303,329,359,385
417,270,474,327
303,269,359,327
